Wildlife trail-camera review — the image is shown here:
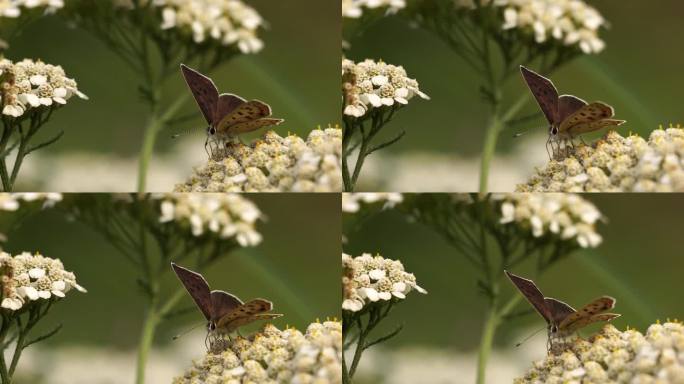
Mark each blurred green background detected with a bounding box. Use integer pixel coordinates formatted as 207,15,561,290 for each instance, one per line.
344,194,684,382
345,0,684,189
4,0,339,191
1,193,340,381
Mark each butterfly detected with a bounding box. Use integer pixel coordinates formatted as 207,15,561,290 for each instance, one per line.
520,66,626,159
505,270,620,353
180,64,284,157
171,262,283,344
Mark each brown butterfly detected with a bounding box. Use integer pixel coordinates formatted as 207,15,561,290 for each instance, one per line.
171,262,282,342
505,270,620,352
180,64,284,156
520,66,626,159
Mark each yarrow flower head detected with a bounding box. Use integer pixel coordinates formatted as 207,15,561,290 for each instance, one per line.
0,0,64,18
495,193,602,248
0,193,62,211
0,251,86,311
173,321,342,384
155,193,262,246
342,0,406,18
342,252,426,312
174,128,342,192
342,58,429,118
515,322,684,383
454,0,606,54
0,58,87,118
342,192,403,213
519,127,684,192
113,0,264,53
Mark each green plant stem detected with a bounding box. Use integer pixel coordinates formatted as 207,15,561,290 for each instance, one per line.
0,315,10,384
347,322,367,379
478,95,528,194
136,94,189,193
475,293,522,384
135,306,159,384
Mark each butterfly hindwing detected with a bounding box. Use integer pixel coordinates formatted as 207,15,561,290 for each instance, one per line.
227,118,285,135
216,299,277,330
558,102,615,132
180,64,219,125
171,263,212,321
567,119,626,136
520,66,559,125
219,313,284,333
563,313,621,333
505,270,552,323
559,296,616,330
209,290,244,324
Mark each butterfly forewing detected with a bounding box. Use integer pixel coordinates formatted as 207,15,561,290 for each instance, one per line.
215,93,247,123
228,118,285,135
559,296,616,330
216,100,271,129
567,119,626,136
563,313,621,333
520,66,559,125
505,270,552,323
209,290,244,323
219,314,284,333
171,263,213,321
557,95,588,123
180,64,219,125
544,298,576,325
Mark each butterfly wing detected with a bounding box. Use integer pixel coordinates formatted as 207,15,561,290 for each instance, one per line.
566,119,626,136
214,93,247,123
226,118,285,135
558,102,615,132
209,290,244,324
216,298,281,331
215,100,275,134
520,66,559,125
505,270,552,323
563,313,621,333
557,95,588,124
171,263,212,321
544,297,576,325
180,64,219,125
559,296,617,330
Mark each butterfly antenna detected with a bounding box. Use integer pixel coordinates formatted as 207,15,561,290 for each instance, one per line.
513,130,528,138
514,326,547,347
172,322,205,340
171,126,196,139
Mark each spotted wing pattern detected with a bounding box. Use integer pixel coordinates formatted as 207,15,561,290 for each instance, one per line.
180,64,219,125
209,290,243,323
567,119,626,136
563,313,621,333
171,263,212,321
228,118,285,135
216,299,281,332
520,66,559,125
559,296,616,330
558,102,614,132
505,270,552,323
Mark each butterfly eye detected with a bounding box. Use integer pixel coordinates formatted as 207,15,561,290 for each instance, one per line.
207,126,216,135
550,126,559,135
208,322,216,331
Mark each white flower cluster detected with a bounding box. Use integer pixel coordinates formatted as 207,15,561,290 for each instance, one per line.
0,0,63,18
0,251,86,311
343,58,429,118
342,0,406,18
519,128,684,192
0,58,87,118
174,321,342,384
496,193,602,248
0,193,62,211
341,193,403,213
114,0,263,53
156,193,262,246
175,128,342,192
516,323,684,384
455,0,606,54
342,253,426,312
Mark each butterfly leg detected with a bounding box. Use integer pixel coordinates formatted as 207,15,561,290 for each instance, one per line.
545,136,552,161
